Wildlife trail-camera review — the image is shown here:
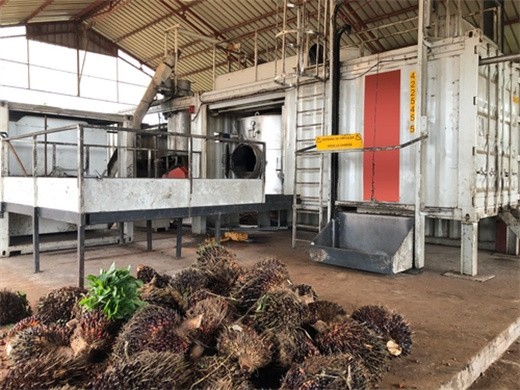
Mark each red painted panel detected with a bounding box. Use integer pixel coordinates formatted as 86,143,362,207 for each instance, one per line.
363,70,401,202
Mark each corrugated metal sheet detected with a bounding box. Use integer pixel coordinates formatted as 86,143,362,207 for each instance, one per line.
0,0,518,92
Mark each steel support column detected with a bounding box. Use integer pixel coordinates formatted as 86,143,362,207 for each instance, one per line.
176,218,182,258
77,214,86,288
32,207,40,273
413,0,431,270
118,222,125,243
461,221,478,276
146,220,152,251
215,213,222,245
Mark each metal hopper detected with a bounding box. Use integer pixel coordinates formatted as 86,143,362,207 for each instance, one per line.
310,212,414,275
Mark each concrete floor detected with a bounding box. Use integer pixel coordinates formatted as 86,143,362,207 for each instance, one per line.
0,228,519,389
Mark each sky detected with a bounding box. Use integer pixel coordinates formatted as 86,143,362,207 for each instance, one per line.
0,25,154,115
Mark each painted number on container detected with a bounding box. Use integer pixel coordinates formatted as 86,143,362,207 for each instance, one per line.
409,71,416,133
315,134,363,151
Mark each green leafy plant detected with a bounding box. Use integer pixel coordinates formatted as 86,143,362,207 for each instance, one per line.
79,263,144,321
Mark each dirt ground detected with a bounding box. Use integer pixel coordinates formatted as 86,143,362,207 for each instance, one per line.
0,228,519,389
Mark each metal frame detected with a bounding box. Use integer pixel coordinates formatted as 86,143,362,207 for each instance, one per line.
0,120,290,287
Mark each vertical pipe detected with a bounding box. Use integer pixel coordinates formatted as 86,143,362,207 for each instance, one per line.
330,2,350,213
176,218,183,258
32,207,40,273
254,31,258,80
44,116,47,176
212,44,216,90
26,39,31,89
146,220,153,251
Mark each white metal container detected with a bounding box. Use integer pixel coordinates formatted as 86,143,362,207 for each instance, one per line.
337,29,519,221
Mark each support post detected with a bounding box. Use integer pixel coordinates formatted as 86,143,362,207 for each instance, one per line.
461,221,478,276
215,213,222,245
77,214,86,288
0,102,10,257
176,218,182,258
413,0,431,270
146,220,152,251
118,222,125,244
32,207,40,273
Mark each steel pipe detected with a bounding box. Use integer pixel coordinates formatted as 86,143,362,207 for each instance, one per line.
480,53,520,65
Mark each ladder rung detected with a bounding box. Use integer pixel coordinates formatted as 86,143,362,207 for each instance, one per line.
295,224,320,231
296,182,320,185
297,108,322,114
298,93,322,99
297,122,322,128
296,167,321,171
297,208,321,213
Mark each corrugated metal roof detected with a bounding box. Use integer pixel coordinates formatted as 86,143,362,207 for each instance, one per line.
0,0,518,92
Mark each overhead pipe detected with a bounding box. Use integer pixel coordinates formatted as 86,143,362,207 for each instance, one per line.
330,0,351,212
480,53,520,66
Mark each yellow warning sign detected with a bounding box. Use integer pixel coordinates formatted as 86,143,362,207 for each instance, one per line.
315,134,363,151
513,95,520,105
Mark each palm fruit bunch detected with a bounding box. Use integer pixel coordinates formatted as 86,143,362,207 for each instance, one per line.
0,251,412,389
315,317,388,380
0,351,89,390
217,323,272,374
112,304,193,359
89,351,192,390
138,282,187,313
169,268,209,301
70,309,118,361
291,283,318,305
280,353,372,390
186,296,232,348
195,243,246,296
272,327,320,368
250,288,309,333
36,286,86,324
6,323,72,365
351,304,413,356
5,315,43,340
135,264,173,287
192,355,252,390
0,289,32,325
232,258,291,311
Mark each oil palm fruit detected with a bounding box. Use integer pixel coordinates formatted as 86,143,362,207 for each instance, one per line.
351,304,413,356
36,286,86,324
112,304,193,359
0,289,32,326
217,323,272,374
315,317,388,380
90,351,192,390
280,353,372,390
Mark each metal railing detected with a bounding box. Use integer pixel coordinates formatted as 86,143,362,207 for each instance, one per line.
1,123,266,194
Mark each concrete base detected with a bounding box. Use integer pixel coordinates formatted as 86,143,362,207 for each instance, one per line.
440,317,520,389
